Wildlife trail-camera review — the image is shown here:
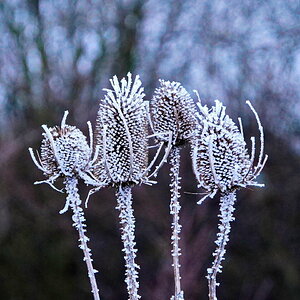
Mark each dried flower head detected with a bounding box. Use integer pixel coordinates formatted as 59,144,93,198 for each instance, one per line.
29,111,100,199
150,80,198,146
94,73,149,185
191,100,268,204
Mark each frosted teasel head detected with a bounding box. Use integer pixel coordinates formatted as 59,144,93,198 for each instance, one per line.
150,79,198,147
28,111,101,201
93,73,170,189
191,100,268,204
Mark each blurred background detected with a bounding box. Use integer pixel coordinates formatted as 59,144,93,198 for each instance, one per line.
0,0,299,299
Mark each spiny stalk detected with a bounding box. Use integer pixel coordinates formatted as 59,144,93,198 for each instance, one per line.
169,147,184,300
65,177,100,300
207,192,236,300
116,186,140,300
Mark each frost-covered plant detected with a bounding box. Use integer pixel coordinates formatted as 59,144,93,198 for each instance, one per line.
28,111,101,300
191,99,268,300
87,73,171,300
150,80,198,300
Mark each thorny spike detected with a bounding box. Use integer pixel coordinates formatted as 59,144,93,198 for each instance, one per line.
87,121,94,152
193,89,202,105
143,142,164,175
34,178,64,193
238,117,244,139
246,100,266,173
197,189,218,205
147,131,173,179
28,147,46,172
61,110,69,128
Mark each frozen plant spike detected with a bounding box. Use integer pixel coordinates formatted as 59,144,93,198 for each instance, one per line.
91,73,173,300
150,80,199,300
191,100,267,300
29,111,104,300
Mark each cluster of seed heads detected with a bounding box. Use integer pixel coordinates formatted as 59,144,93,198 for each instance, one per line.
29,72,267,300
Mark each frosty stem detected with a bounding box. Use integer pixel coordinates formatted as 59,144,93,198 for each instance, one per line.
207,192,236,300
169,147,184,300
64,177,100,300
116,185,140,300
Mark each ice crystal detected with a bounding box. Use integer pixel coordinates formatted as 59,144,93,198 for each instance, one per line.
150,79,198,146
29,112,101,300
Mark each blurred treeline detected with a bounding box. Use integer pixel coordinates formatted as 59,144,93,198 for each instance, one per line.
0,0,299,299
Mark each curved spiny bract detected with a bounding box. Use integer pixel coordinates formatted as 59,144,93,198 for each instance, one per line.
95,73,148,186
150,79,198,147
191,100,267,300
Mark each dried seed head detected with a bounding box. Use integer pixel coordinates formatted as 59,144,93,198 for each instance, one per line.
150,80,198,146
95,73,148,185
29,111,97,192
40,124,91,178
191,100,267,202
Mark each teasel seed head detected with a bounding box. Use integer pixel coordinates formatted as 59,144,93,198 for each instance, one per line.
150,80,198,147
94,72,148,186
29,111,101,193
191,100,268,204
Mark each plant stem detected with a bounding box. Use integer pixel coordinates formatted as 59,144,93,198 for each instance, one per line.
207,191,236,300
116,185,140,300
169,147,184,300
65,177,100,300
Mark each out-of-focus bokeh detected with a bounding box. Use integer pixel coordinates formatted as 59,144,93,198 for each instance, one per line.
0,0,299,299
